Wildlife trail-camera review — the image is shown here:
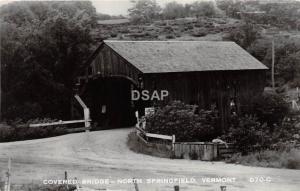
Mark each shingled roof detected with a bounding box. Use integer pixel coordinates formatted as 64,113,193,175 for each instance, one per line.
104,40,268,73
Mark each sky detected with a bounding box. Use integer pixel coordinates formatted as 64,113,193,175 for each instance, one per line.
92,0,199,15
0,0,202,16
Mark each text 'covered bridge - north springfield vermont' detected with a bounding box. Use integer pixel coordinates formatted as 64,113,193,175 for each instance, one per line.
73,40,268,130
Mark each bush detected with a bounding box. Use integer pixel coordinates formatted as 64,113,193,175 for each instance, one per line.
250,93,289,128
191,28,208,37
0,118,68,142
222,113,300,154
110,33,118,38
146,101,219,142
222,115,271,154
226,149,300,169
165,34,175,39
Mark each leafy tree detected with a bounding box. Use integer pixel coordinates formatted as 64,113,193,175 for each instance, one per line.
191,1,217,18
0,1,97,120
128,0,161,23
163,1,185,19
225,23,260,49
276,47,300,83
251,93,289,129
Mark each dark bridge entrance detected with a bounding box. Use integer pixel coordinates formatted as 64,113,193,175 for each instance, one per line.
87,77,137,129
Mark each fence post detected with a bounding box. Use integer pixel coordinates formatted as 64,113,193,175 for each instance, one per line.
64,171,68,189
172,135,176,151
133,178,139,191
74,177,80,191
74,94,91,132
5,158,11,191
83,108,91,132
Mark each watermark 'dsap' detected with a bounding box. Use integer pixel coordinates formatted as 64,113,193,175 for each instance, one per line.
131,90,169,101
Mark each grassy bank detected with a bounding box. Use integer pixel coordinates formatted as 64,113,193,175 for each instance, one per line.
226,149,300,169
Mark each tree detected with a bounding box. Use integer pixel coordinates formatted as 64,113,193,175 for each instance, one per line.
225,23,260,49
128,0,161,23
0,1,97,120
163,1,185,19
191,1,217,18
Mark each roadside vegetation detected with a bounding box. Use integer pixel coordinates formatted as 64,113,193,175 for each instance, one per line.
0,183,76,191
0,119,67,142
138,94,300,169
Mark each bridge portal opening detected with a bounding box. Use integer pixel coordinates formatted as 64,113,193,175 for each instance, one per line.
88,77,137,129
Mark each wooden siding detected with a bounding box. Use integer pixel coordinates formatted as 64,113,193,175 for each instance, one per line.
143,70,266,131
77,44,142,86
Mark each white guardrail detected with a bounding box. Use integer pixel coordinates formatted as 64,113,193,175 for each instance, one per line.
29,95,91,132
135,125,175,150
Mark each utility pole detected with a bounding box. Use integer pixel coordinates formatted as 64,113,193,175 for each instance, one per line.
271,38,275,89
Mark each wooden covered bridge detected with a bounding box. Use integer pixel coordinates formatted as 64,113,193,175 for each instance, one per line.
73,40,268,130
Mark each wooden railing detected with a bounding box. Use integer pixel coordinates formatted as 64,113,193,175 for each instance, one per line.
135,126,234,160
29,95,91,133
135,125,176,150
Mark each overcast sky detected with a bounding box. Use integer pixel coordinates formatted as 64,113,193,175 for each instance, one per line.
0,0,202,16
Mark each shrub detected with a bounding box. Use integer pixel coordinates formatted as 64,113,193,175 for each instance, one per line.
165,34,175,39
250,93,289,128
110,33,118,38
222,115,272,154
0,118,68,142
222,113,300,154
191,28,208,37
146,101,219,142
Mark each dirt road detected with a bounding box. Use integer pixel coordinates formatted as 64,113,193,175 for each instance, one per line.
0,128,299,191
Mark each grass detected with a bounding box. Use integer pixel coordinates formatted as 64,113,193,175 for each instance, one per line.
127,131,172,158
0,182,76,191
226,149,300,169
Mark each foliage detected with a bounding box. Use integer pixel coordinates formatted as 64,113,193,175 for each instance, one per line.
276,50,300,83
223,115,271,154
0,1,97,120
10,183,76,191
223,96,297,154
248,39,300,86
251,92,289,128
0,118,68,142
128,0,161,23
146,101,219,142
163,1,186,19
97,13,125,20
224,23,260,49
190,1,217,18
259,2,300,29
216,0,244,18
191,27,208,37
226,149,300,169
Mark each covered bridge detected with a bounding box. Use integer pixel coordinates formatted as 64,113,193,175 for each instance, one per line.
73,40,268,130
